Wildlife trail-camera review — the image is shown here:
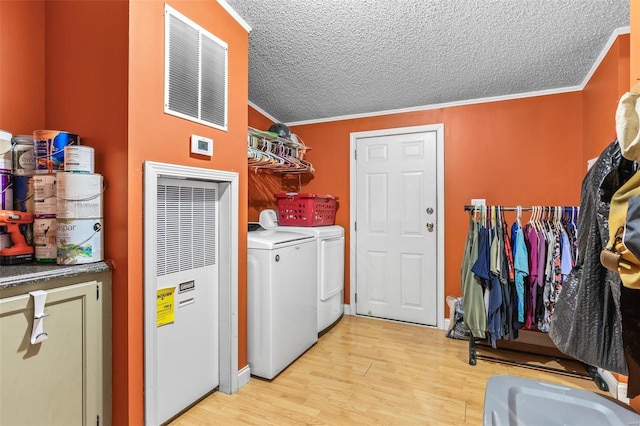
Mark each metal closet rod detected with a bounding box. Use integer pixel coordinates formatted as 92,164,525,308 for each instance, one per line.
463,205,577,212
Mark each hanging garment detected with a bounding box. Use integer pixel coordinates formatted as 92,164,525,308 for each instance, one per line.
472,226,502,347
487,229,504,346
535,228,547,326
513,224,529,324
549,140,634,375
524,224,539,329
461,217,486,338
560,229,573,282
540,230,561,332
500,216,516,340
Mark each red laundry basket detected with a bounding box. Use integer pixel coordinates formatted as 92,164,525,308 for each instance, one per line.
275,193,338,226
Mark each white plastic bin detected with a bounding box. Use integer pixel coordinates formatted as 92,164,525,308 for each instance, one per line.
483,375,640,426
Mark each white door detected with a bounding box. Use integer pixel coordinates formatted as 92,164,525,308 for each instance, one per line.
354,128,439,326
154,178,219,424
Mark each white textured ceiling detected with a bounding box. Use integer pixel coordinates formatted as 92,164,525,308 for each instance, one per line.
225,0,630,124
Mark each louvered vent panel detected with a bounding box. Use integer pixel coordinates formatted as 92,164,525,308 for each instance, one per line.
165,185,181,275
167,14,199,118
179,186,194,271
165,5,228,130
156,185,167,276
205,187,216,266
156,183,216,277
192,188,206,269
201,35,227,127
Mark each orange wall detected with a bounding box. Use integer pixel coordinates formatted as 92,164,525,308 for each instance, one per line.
44,1,130,424
0,0,45,133
128,1,249,424
583,34,630,164
248,107,275,132
247,92,584,307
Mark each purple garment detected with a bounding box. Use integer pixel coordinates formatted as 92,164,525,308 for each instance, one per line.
524,225,539,329
560,230,572,282
535,230,547,325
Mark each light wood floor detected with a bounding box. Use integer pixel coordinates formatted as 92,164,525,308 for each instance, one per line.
170,315,608,425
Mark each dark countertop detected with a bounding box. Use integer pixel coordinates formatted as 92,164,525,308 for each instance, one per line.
0,260,112,289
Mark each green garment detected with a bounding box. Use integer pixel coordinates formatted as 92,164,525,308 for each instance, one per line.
461,218,486,338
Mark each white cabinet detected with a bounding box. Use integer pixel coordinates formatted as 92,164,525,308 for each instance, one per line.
0,269,111,426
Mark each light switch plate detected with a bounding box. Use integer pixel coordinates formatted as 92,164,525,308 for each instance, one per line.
191,134,213,156
471,198,486,206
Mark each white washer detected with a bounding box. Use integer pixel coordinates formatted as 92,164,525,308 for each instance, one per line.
259,209,345,334
247,225,318,379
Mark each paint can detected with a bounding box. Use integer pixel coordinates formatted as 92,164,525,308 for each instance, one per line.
0,130,12,174
33,174,57,217
56,173,103,219
56,218,103,264
33,130,79,174
63,146,94,173
11,135,35,175
0,172,13,210
34,217,57,262
13,175,34,213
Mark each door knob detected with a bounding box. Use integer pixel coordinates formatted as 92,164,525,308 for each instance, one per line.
426,222,434,232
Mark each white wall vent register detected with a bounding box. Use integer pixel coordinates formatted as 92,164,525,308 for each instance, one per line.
164,4,228,131
156,183,216,275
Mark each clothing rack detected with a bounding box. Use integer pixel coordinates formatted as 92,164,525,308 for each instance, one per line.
463,205,580,213
247,127,315,174
462,204,608,391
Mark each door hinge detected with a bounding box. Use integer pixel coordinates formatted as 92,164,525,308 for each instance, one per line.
354,150,357,160
96,285,100,301
354,221,357,232
355,293,357,303
97,415,100,426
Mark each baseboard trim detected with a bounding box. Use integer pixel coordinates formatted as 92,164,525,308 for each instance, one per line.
343,304,448,330
237,365,251,389
343,304,352,315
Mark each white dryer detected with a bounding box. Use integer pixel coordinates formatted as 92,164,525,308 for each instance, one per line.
259,209,345,334
247,224,318,379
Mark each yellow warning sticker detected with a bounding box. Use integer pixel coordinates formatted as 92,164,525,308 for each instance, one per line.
157,287,175,327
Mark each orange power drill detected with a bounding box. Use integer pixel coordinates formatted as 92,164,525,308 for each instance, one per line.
0,210,35,265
